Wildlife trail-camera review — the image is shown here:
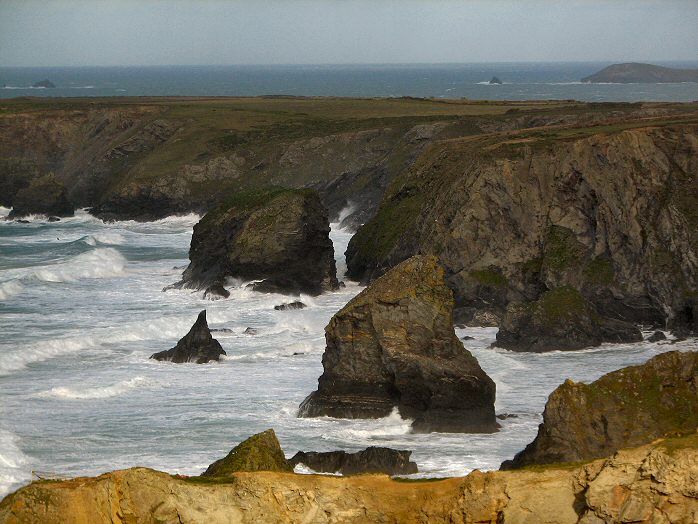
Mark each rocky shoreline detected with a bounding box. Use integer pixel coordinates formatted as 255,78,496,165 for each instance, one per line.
2,96,698,521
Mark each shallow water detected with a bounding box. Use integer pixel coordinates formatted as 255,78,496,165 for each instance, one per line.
0,207,695,498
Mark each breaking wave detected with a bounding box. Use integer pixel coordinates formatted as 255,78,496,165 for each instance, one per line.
36,376,154,400
31,248,126,283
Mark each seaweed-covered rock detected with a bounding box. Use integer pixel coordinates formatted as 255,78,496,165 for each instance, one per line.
647,330,667,342
501,350,698,469
299,255,497,433
289,447,418,476
203,284,230,300
176,188,339,296
9,174,74,218
150,310,225,364
495,287,642,352
202,429,292,476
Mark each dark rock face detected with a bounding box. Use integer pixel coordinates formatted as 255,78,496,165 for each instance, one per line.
647,330,667,342
299,255,497,433
175,188,339,296
9,174,74,218
495,287,642,352
150,310,225,364
202,429,292,477
274,301,306,311
501,351,698,469
346,125,698,343
203,284,230,301
289,447,418,476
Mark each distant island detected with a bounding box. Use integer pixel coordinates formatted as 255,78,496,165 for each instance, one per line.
32,79,56,88
582,63,698,83
489,76,502,85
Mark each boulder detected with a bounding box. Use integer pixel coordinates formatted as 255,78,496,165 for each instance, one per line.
150,310,225,364
274,301,306,311
202,429,292,477
9,174,74,218
175,188,339,296
289,447,418,475
203,283,230,300
647,330,667,342
495,286,642,352
501,350,698,469
299,255,497,433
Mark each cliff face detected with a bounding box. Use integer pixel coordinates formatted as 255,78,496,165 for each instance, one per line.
2,436,697,523
347,122,698,333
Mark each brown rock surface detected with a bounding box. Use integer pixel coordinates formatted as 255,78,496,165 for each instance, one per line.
2,436,697,523
299,255,497,432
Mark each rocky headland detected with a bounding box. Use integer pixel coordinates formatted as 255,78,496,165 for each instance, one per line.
582,62,698,83
2,434,698,523
299,255,498,433
502,350,698,469
173,187,339,296
346,120,698,347
150,310,225,364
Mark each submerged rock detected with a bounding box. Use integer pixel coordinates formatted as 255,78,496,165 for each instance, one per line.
32,79,56,88
495,286,642,352
274,301,306,311
647,330,667,342
501,350,698,469
175,188,339,296
150,310,225,364
289,447,418,476
202,429,292,476
8,174,74,218
299,255,497,433
243,327,258,335
203,283,230,300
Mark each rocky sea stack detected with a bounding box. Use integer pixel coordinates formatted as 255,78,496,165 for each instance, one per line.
175,188,339,296
150,310,225,364
8,173,74,218
502,350,698,469
202,429,292,476
289,447,418,476
495,286,642,352
299,255,497,433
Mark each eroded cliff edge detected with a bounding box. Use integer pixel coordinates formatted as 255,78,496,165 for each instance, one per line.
2,435,697,523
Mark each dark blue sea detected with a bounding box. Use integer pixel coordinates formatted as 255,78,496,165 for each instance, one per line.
2,63,698,101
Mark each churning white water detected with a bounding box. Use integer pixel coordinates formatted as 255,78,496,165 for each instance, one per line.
0,207,695,498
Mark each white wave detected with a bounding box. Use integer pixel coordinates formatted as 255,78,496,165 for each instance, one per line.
0,430,33,499
0,280,23,300
85,232,126,245
0,206,10,217
321,408,413,441
36,376,154,400
32,248,126,283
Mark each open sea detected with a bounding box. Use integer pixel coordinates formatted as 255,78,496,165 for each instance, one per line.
1,207,696,498
1,62,698,102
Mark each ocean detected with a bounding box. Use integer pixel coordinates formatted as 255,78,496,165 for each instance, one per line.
1,63,698,102
1,207,696,498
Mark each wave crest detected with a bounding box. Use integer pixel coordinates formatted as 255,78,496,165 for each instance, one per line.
36,376,153,400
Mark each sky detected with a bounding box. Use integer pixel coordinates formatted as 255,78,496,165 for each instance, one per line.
1,0,697,67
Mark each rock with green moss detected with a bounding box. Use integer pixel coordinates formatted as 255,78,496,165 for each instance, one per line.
9,173,74,218
502,350,698,468
495,286,642,352
299,255,497,433
175,188,339,296
202,429,292,477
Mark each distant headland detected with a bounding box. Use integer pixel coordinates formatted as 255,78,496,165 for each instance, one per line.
582,62,698,83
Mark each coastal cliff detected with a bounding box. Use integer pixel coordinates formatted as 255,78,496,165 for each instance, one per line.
2,435,697,523
346,120,698,337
